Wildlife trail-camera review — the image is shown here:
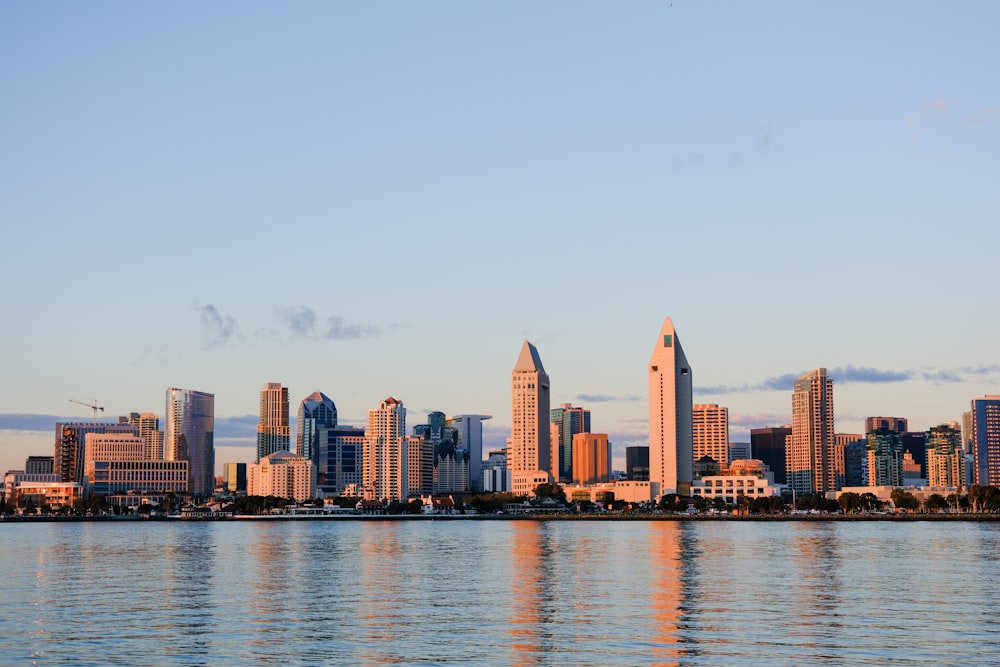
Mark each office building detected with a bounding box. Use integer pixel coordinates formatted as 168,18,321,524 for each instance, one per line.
55,422,138,486
729,442,751,462
363,397,407,501
510,341,551,495
689,459,783,503
865,417,908,434
572,433,611,485
223,462,247,494
866,428,904,487
25,456,54,475
551,404,591,484
482,449,512,493
248,451,316,502
257,383,290,463
787,368,835,495
297,391,337,462
971,396,1000,486
750,427,791,486
835,434,866,488
648,317,693,499
315,424,365,497
626,446,649,481
165,387,215,497
926,423,965,489
84,432,188,501
692,404,729,468
129,412,163,460
446,414,491,492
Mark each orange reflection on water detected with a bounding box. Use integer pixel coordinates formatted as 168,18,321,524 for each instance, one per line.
649,521,685,667
508,521,547,667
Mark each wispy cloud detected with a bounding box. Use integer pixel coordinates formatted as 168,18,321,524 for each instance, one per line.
756,125,775,153
278,306,379,341
967,106,1000,126
575,393,641,404
0,413,66,432
697,365,1000,396
199,304,240,349
907,99,950,127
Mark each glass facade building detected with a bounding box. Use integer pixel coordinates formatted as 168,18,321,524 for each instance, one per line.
165,387,215,497
297,391,338,462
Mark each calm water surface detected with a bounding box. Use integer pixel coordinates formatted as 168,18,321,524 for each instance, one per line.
2,519,999,666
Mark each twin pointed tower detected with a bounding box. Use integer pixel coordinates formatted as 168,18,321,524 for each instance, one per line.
648,317,694,499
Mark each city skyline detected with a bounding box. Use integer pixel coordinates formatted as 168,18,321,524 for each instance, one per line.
2,2,999,475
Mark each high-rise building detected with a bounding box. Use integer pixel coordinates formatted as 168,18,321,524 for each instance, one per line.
363,397,407,501
787,368,835,495
417,412,467,494
446,415,491,492
550,404,591,484
129,412,163,460
971,396,1000,486
648,317,693,500
510,341,551,495
84,432,188,501
257,383,290,463
248,451,316,502
223,462,247,494
692,404,729,468
315,424,365,497
55,422,138,486
864,417,908,434
572,433,611,485
625,446,649,481
165,387,215,497
866,428,904,487
481,449,511,493
297,391,337,462
926,423,965,489
835,434,866,488
750,426,791,485
25,456,54,475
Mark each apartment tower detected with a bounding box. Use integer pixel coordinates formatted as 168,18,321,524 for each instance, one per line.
256,382,290,463
510,341,552,495
692,404,730,468
164,387,215,496
648,317,693,500
787,368,835,495
363,397,407,501
971,396,1000,486
550,403,591,484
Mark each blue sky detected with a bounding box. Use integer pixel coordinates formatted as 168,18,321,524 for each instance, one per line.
2,2,998,475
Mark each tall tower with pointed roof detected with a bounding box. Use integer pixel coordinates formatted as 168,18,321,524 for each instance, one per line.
510,341,552,495
648,318,693,500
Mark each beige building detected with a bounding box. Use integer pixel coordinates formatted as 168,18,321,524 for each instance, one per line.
363,397,407,501
248,450,315,502
84,432,188,500
562,480,653,505
692,404,729,468
787,368,835,495
689,459,783,503
257,382,290,462
572,433,611,485
926,423,965,489
648,317,693,499
510,341,551,496
407,435,433,497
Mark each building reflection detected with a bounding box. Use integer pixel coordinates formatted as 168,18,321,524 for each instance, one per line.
649,521,687,667
508,520,556,667
786,523,842,659
356,524,407,666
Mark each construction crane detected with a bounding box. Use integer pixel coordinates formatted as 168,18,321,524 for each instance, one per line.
69,398,104,424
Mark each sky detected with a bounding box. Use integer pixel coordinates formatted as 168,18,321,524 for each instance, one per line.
1,1,998,476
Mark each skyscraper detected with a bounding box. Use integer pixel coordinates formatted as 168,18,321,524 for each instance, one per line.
926,423,965,489
750,426,791,485
971,395,1000,486
164,387,215,497
550,403,591,483
866,427,904,487
648,317,693,500
55,421,137,485
446,414,491,492
297,391,337,462
257,382,290,463
510,341,551,495
129,412,163,460
363,397,407,501
787,368,835,495
572,433,611,485
692,404,729,468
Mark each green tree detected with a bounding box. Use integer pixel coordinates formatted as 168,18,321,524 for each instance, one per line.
838,492,862,514
658,493,680,512
925,494,948,513
890,488,920,511
533,483,567,504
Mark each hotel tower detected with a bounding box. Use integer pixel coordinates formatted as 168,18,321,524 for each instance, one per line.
510,341,552,495
787,368,835,495
648,317,693,500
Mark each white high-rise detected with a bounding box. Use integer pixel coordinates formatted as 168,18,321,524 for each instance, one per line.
693,404,730,468
787,368,835,495
648,317,693,500
363,397,407,501
510,341,551,495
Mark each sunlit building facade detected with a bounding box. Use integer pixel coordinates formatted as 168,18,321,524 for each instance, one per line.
551,403,590,484
787,368,835,495
572,433,611,485
257,382,290,463
648,317,693,499
692,404,729,468
446,414,491,492
297,391,337,462
971,396,1000,486
926,423,965,489
510,341,551,495
248,450,315,502
165,387,215,497
866,428,904,488
363,397,407,501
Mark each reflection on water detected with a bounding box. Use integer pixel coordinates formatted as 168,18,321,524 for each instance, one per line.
3,520,1000,665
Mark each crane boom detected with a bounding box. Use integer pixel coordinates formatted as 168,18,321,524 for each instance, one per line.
69,398,104,424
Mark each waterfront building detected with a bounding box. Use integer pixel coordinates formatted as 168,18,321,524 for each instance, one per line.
787,369,835,495
128,412,163,460
248,450,316,502
689,459,783,504
562,480,653,505
835,434,866,488
3,471,81,510
926,423,965,489
297,391,337,462
482,449,512,492
625,446,649,481
866,428,904,488
223,462,247,494
407,434,434,497
257,382,290,463
445,414,491,492
25,456,54,475
571,433,611,485
363,397,407,501
750,427,790,485
648,317,693,500
693,455,721,479
550,404,591,484
84,432,188,501
692,404,729,468
315,424,365,496
971,395,1000,486
510,341,552,496
54,421,138,486
165,387,215,497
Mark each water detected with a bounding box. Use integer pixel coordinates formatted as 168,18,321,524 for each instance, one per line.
2,519,999,666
